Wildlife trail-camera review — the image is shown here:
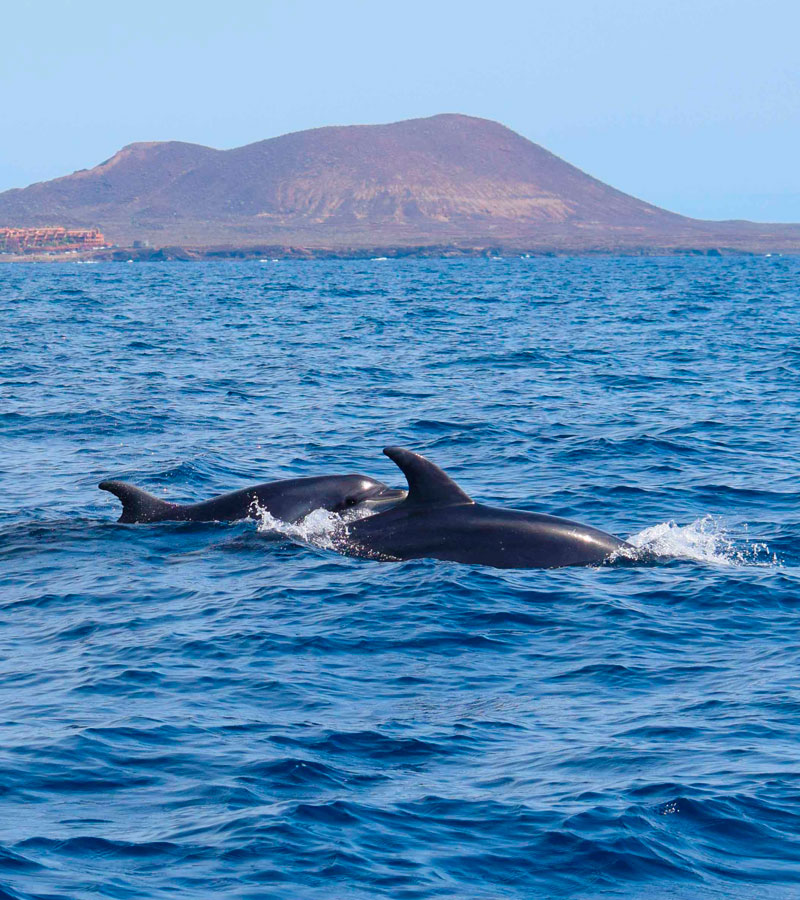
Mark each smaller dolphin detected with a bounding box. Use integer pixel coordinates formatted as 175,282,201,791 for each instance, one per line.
100,474,406,524
342,447,632,569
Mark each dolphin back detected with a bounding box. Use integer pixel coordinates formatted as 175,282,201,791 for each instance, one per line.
346,447,629,568
99,481,182,524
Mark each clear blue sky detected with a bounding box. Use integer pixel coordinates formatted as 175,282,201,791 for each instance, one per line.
2,0,798,221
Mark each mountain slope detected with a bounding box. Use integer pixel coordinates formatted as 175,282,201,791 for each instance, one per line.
0,114,797,252
150,114,682,227
0,141,220,225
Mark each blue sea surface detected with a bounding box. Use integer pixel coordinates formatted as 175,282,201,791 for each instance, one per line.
1,256,799,899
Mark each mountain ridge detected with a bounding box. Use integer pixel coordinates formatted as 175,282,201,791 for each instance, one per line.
1,114,798,253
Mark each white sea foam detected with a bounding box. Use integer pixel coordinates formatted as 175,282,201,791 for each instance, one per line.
250,503,375,551
615,515,777,567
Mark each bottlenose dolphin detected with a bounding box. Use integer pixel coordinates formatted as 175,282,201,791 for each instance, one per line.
100,474,406,524
342,447,632,568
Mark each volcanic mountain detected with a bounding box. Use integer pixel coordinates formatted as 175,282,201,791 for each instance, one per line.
1,114,798,253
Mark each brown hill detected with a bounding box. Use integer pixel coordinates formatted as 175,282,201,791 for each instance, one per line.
1,114,798,253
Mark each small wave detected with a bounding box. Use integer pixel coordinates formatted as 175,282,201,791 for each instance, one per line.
615,515,777,566
239,756,384,790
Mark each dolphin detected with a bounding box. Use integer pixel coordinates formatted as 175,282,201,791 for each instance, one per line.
100,474,407,524
341,447,632,569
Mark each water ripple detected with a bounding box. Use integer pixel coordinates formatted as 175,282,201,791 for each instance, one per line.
1,257,800,899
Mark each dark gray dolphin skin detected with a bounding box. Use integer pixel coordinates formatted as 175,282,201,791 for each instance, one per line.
99,475,407,524
342,447,632,569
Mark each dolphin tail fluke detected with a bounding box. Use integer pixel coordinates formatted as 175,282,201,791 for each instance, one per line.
99,480,180,523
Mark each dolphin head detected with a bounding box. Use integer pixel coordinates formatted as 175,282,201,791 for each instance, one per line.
332,475,407,514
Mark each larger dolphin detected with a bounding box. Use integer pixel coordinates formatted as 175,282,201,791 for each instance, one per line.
100,474,406,524
341,447,632,568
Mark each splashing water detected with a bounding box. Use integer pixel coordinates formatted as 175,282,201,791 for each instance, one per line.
250,502,376,551
618,515,777,567
252,504,344,550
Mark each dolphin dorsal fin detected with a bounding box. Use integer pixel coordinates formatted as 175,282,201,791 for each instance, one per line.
99,480,180,523
383,447,473,507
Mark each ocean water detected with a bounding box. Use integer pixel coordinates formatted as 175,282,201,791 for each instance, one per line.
1,256,799,899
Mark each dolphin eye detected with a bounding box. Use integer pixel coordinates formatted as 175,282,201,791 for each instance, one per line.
345,496,358,507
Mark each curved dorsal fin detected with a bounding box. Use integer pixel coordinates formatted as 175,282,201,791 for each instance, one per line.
383,447,473,507
99,480,180,523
